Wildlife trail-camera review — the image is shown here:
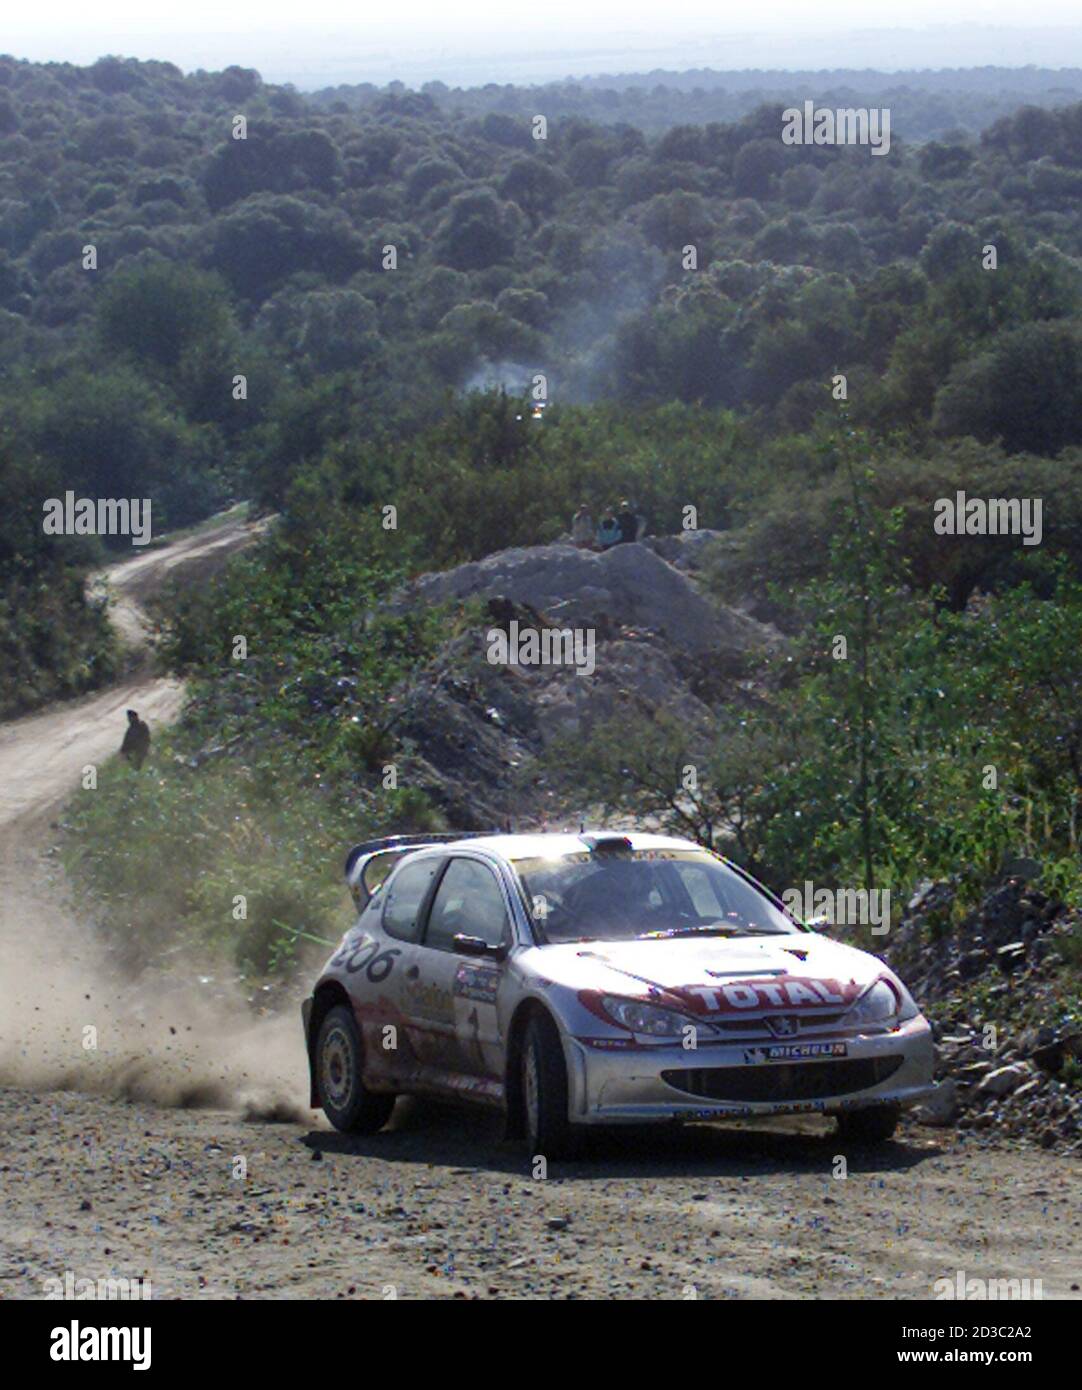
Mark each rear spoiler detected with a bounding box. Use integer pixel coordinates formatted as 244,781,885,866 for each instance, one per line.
343,831,497,910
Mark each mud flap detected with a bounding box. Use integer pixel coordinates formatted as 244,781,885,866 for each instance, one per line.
301,997,317,1107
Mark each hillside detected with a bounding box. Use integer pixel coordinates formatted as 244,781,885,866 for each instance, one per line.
2,52,1082,717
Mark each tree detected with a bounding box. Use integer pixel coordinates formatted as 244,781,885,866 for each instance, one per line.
405,156,461,202
565,138,615,189
932,321,1082,455
434,189,519,271
291,289,380,371
207,195,364,300
732,139,788,198
499,157,566,218
13,367,229,533
97,259,236,373
919,141,976,180
637,189,715,252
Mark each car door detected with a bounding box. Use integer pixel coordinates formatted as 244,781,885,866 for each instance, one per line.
371,853,444,1083
406,855,512,1085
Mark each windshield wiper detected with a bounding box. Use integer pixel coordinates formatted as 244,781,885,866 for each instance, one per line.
636,924,752,939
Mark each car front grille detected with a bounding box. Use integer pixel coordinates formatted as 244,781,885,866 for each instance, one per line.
661,1056,904,1103
712,1013,845,1033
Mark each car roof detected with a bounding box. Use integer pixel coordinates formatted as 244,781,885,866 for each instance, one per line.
439,831,703,861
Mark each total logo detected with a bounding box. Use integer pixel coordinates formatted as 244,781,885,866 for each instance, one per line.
680,977,858,1014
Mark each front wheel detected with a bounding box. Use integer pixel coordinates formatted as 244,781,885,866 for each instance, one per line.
315,1005,395,1134
835,1104,900,1145
521,1013,578,1161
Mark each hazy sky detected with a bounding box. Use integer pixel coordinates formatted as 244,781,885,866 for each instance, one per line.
7,2,1082,86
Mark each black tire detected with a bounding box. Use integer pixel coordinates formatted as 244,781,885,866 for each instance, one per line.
315,1005,395,1135
521,1013,577,1160
836,1104,901,1145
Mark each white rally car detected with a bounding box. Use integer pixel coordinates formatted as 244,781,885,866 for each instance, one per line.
302,831,935,1156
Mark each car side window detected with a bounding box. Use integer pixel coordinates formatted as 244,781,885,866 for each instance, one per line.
426,858,509,952
382,857,441,942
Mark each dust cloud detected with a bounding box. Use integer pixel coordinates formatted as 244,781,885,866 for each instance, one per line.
0,512,312,1124
0,815,312,1122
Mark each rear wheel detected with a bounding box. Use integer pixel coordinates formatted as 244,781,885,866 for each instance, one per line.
315,1005,395,1134
521,1013,577,1161
836,1104,900,1145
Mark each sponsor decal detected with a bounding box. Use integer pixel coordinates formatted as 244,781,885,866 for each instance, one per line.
401,976,454,1021
688,1104,756,1118
442,1072,502,1098
454,962,499,1004
675,976,860,1015
743,1042,849,1064
684,1098,829,1117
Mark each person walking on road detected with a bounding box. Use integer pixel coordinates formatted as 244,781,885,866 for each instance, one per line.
120,709,151,769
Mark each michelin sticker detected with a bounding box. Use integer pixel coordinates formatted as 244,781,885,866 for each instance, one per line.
743,1042,848,1064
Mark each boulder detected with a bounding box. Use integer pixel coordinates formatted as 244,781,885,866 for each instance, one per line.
996,941,1028,974
974,1064,1031,1100
999,855,1042,883
914,1080,959,1127
644,528,728,573
1011,1078,1044,1104
957,948,990,980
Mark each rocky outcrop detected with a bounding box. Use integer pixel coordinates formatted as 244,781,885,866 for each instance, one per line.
399,541,772,664
385,540,780,825
884,874,1082,1151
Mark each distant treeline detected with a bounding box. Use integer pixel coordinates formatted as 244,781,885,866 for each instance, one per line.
310,66,1082,139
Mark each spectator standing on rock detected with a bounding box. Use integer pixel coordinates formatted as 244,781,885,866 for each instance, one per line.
597,512,621,550
571,503,595,549
616,499,644,544
120,709,151,770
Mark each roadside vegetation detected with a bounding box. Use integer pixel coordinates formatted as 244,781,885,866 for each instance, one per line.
64,514,447,977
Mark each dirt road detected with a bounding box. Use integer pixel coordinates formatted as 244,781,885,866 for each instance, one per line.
0,512,1078,1301
0,1088,1077,1299
0,509,263,829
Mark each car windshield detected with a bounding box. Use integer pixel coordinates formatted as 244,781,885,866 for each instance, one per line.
512,848,800,944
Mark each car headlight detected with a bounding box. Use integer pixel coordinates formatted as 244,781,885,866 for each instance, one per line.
601,995,690,1038
843,979,902,1028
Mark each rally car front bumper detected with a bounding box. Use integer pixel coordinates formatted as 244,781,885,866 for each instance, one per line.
566,1014,936,1124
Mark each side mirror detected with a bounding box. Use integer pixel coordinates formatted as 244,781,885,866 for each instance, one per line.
453,934,508,961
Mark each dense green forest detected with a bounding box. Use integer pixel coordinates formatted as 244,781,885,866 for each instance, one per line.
2,57,1080,560
2,55,1080,518
0,54,1079,987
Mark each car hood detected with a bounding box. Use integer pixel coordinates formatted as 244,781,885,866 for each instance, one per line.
530,931,889,1017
